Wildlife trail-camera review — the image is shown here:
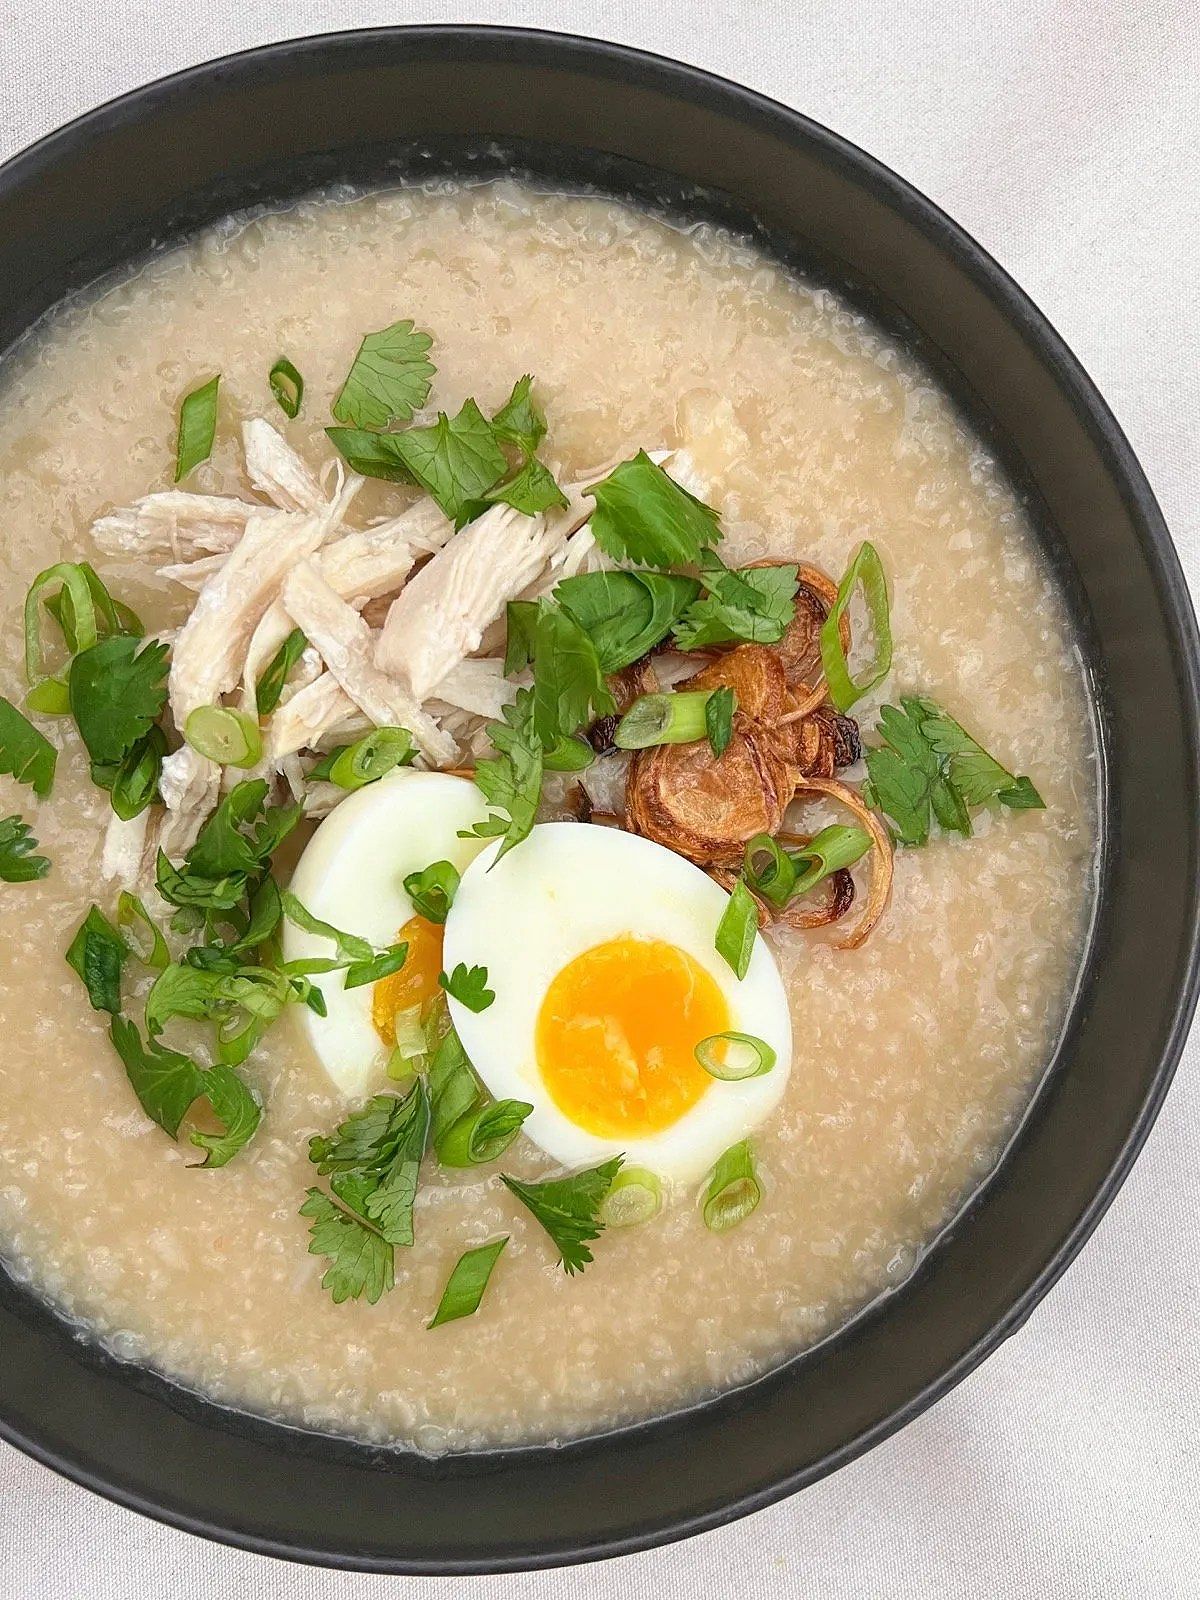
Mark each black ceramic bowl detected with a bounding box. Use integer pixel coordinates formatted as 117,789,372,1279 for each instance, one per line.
0,25,1196,1575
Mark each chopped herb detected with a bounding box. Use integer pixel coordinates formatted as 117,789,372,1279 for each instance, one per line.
184,705,262,769
308,1079,431,1258
436,1099,532,1167
427,1024,485,1154
586,451,721,567
66,905,126,1014
715,877,757,980
531,604,614,747
116,891,170,970
598,1167,663,1228
490,374,547,455
384,398,508,524
174,375,220,481
554,569,700,673
68,634,169,766
701,1139,761,1232
673,557,798,650
402,860,460,925
23,561,137,702
0,816,50,882
309,726,414,788
299,1190,394,1305
461,689,544,863
428,1237,509,1328
255,628,307,715
439,962,495,1013
694,1031,776,1080
189,780,300,883
864,696,1043,845
332,319,435,431
501,1155,623,1274
325,427,418,484
268,357,304,419
280,892,373,961
482,454,568,518
145,961,298,1066
0,697,56,797
503,599,540,676
820,542,892,712
343,944,408,991
188,1063,262,1167
108,725,167,821
614,691,713,750
106,1013,257,1164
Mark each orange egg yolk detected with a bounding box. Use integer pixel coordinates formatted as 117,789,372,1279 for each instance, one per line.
372,915,444,1045
535,937,728,1138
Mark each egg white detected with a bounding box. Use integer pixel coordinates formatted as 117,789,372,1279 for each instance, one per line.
283,770,490,1096
442,822,793,1185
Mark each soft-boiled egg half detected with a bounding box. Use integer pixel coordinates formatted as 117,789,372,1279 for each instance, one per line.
443,822,792,1185
283,770,491,1096
286,777,793,1185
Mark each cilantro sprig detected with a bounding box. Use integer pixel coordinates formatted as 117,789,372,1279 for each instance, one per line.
501,1156,624,1274
864,696,1044,845
586,451,721,567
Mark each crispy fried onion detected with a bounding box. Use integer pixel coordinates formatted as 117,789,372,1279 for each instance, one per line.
785,775,893,950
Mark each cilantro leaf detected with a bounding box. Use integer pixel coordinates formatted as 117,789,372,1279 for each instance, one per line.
908,697,1045,811
586,451,721,567
0,815,50,882
0,696,56,796
532,604,615,747
555,570,700,673
66,905,125,1014
439,963,495,1013
503,600,540,676
491,374,547,454
189,1064,262,1168
385,399,508,524
673,558,798,650
108,725,166,821
462,689,544,862
187,779,301,882
256,627,307,716
307,1080,431,1265
325,427,420,484
175,375,220,481
108,1014,207,1137
300,1189,395,1305
428,1237,509,1328
68,634,169,765
501,1156,624,1274
427,1024,485,1153
332,318,435,430
483,454,568,518
865,696,1044,844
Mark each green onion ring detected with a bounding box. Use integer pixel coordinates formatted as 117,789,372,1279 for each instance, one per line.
694,1031,776,1080
819,541,892,712
184,705,263,768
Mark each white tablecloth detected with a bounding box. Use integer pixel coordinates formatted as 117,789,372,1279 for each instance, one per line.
2,5,1197,1596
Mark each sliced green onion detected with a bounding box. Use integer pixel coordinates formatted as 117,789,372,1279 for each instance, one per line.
701,1139,761,1233
542,734,596,772
788,824,872,896
116,890,170,970
402,859,460,925
598,1166,663,1227
614,691,713,750
184,705,262,768
743,833,796,908
428,1237,509,1328
715,877,758,980
175,374,220,482
387,1004,427,1079
311,726,415,789
343,943,408,990
437,1099,532,1167
268,357,304,420
705,685,737,758
23,561,126,691
695,1031,776,1080
255,628,307,716
110,726,167,820
820,541,892,712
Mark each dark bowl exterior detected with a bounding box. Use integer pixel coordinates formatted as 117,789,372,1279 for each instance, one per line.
0,26,1196,1575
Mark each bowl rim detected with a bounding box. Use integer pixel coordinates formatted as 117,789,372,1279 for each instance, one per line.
0,21,1198,1573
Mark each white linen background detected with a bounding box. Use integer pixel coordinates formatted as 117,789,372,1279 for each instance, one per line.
0,2,1196,1594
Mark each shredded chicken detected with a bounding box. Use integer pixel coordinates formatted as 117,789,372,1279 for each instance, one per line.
281,561,457,766
92,493,259,558
99,809,151,886
242,417,330,514
429,657,516,720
